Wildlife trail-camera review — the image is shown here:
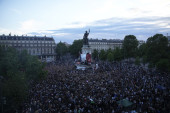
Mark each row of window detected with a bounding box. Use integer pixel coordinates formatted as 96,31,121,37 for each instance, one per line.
91,45,121,50
29,49,54,55
91,45,122,48
17,48,54,55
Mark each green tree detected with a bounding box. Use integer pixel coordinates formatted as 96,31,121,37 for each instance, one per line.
106,48,112,55
146,34,168,64
92,49,99,60
55,42,68,59
156,59,170,71
107,52,114,62
142,55,147,66
99,49,107,61
113,47,122,61
145,34,169,71
137,43,147,57
123,35,139,58
3,72,28,110
69,39,83,57
0,47,47,112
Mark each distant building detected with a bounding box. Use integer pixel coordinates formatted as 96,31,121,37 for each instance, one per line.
63,42,71,47
0,34,56,62
138,40,145,46
88,38,145,52
89,39,123,52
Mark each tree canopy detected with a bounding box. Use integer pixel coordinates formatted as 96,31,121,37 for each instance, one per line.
55,42,68,59
92,49,99,61
113,47,122,61
69,39,83,57
123,35,139,58
145,34,170,71
99,49,107,61
0,47,47,112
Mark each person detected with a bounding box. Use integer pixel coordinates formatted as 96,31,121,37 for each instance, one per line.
83,29,90,45
22,60,170,113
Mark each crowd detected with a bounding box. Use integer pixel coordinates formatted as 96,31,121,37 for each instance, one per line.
22,61,170,113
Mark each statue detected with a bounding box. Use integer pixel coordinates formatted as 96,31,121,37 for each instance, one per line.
83,29,90,45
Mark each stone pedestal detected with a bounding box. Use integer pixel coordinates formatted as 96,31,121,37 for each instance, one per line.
82,45,92,54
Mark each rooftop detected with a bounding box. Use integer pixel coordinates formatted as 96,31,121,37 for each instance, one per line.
89,38,123,43
0,34,54,41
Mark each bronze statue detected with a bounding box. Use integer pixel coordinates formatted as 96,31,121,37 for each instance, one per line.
83,29,90,45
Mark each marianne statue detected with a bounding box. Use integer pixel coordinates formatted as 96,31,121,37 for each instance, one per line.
83,29,90,45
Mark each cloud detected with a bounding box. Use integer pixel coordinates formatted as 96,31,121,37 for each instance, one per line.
20,19,43,32
10,8,22,15
0,27,24,36
26,16,170,44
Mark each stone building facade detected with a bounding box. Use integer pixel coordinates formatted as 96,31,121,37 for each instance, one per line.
88,39,145,52
88,39,123,52
0,34,56,62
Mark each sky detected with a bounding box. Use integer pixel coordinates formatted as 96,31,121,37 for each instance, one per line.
0,0,170,44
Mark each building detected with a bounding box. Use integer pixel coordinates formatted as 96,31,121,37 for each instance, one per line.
89,38,145,52
89,39,123,52
0,34,56,62
138,40,145,46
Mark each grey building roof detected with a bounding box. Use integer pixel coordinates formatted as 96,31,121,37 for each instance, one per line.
89,39,123,43
0,34,54,41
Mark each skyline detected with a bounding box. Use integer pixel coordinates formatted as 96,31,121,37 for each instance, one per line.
0,0,170,44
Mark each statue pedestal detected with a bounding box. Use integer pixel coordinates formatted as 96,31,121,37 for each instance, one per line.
82,45,92,54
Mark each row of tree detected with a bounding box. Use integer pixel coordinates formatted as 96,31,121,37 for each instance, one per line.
55,40,83,59
0,47,47,112
55,34,170,71
138,34,170,71
92,34,170,71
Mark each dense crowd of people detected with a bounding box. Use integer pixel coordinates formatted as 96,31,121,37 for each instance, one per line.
22,61,170,113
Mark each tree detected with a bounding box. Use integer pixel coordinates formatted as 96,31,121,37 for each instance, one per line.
146,34,169,71
106,48,113,61
92,49,99,60
99,49,107,61
106,48,112,55
107,52,114,62
0,47,47,112
55,42,68,59
137,43,147,57
156,59,170,71
69,39,83,57
122,35,138,58
142,55,147,66
146,34,168,64
113,47,122,61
